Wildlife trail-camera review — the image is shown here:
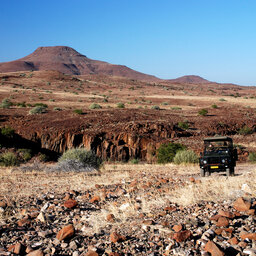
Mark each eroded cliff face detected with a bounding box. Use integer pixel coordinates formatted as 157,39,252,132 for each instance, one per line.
23,123,191,162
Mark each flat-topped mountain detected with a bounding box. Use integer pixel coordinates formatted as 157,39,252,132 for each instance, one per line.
0,46,160,82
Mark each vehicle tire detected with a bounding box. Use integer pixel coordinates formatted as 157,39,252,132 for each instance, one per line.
226,168,232,176
230,167,235,176
206,171,211,176
200,168,205,177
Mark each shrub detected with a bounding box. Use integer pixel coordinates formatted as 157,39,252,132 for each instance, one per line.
34,103,48,108
1,126,15,138
157,142,185,164
211,104,218,109
171,107,182,110
0,98,13,109
219,98,226,101
53,107,62,111
0,152,19,166
151,105,160,110
198,109,208,116
178,121,189,130
89,103,102,109
73,109,83,115
18,149,32,162
173,150,199,164
58,148,102,170
17,102,26,107
238,126,253,135
161,102,169,106
130,158,139,164
39,153,49,162
116,102,125,108
29,106,47,114
248,152,256,162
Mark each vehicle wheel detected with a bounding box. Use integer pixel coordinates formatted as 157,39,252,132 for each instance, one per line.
206,171,211,176
200,169,205,177
226,168,232,176
230,167,235,176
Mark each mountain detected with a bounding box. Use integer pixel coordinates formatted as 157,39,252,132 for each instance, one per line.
168,75,211,84
0,46,160,82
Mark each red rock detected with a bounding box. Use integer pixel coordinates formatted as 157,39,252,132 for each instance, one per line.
142,220,154,225
56,224,75,241
27,250,44,256
218,210,235,219
85,251,99,256
228,237,238,245
64,193,71,200
108,253,120,256
215,228,233,235
17,217,31,227
189,177,195,182
210,214,222,221
233,197,251,212
216,217,229,227
172,224,183,232
64,199,78,209
164,206,177,212
240,233,256,240
195,179,202,184
247,209,255,215
110,232,126,243
204,241,224,256
8,243,25,254
89,196,101,203
95,184,101,189
0,200,7,208
106,214,115,222
238,241,247,248
173,230,191,242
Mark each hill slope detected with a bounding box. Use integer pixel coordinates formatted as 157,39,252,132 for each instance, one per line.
0,46,160,82
168,75,211,84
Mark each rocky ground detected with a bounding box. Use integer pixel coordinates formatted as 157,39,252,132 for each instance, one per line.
0,163,255,256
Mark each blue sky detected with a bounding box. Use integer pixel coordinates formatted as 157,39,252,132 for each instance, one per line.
1,0,256,85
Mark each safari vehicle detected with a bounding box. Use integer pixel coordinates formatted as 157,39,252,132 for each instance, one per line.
199,136,238,177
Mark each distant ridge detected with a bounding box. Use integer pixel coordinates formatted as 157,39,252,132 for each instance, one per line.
0,46,160,82
168,75,211,84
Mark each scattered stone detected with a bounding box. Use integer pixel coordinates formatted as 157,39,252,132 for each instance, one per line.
64,199,78,209
233,197,251,212
204,241,224,256
173,230,192,242
27,249,44,256
240,233,256,241
56,224,75,241
106,213,115,222
216,216,229,227
89,196,101,203
172,224,183,232
110,232,126,243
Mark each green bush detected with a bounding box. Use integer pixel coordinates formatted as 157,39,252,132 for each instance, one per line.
18,149,32,162
173,150,199,164
116,102,125,108
130,158,139,164
34,103,48,108
178,121,189,130
1,126,15,138
0,98,13,109
39,153,49,162
248,152,256,162
198,109,208,116
161,102,169,106
58,148,102,170
219,98,226,101
211,104,218,109
89,103,102,109
238,126,253,135
53,107,62,111
29,106,47,114
0,152,19,166
73,109,83,115
17,102,26,108
171,107,182,110
151,105,160,110
157,142,185,164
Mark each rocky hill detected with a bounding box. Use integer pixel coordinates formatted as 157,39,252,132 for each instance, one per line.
0,46,160,82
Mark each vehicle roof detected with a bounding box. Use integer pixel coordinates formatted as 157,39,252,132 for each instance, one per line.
203,136,232,142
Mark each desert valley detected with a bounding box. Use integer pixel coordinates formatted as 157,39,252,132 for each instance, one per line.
0,46,256,256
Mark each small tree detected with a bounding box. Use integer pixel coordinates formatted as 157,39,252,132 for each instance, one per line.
173,150,199,164
116,102,125,108
89,103,102,109
29,106,47,114
157,142,185,164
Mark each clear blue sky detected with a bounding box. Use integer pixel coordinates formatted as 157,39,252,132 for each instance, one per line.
1,0,256,85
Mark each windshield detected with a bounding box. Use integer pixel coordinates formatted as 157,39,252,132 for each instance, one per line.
204,140,232,153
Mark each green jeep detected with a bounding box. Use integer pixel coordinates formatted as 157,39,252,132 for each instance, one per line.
199,136,238,177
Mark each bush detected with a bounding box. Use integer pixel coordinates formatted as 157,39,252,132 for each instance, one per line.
1,126,15,138
248,152,256,162
29,106,47,114
238,126,253,135
34,103,48,108
39,153,49,162
198,109,208,116
18,149,32,162
0,152,19,166
178,121,189,130
130,158,139,164
0,98,13,109
211,104,218,109
151,105,160,110
157,142,185,164
73,109,83,115
17,102,27,108
116,102,125,108
173,150,199,164
53,107,62,111
58,148,102,170
89,103,102,109
219,98,226,101
171,107,182,110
